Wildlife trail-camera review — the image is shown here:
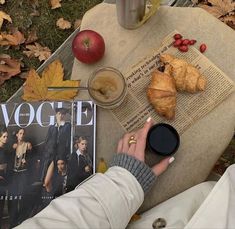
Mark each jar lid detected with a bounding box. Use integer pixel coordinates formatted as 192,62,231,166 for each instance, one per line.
147,123,180,156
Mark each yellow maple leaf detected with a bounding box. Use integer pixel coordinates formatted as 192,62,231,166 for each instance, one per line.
97,158,108,173
0,11,12,30
22,60,80,101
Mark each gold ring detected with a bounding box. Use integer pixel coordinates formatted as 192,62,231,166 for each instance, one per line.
128,136,137,145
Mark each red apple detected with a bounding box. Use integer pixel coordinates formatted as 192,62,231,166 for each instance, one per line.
72,30,105,64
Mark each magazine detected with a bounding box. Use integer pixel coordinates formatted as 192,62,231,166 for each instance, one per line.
0,100,96,228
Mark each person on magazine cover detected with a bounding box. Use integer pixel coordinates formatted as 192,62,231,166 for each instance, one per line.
67,137,93,192
40,107,71,186
38,157,68,212
0,125,9,228
8,128,33,228
52,157,68,197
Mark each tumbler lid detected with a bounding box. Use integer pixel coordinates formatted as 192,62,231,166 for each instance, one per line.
147,123,180,156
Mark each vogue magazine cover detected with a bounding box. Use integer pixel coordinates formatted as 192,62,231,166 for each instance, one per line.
0,100,96,228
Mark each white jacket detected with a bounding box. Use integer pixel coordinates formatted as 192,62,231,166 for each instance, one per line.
17,165,235,228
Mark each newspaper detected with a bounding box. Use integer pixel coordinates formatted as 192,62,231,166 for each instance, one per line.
111,31,235,134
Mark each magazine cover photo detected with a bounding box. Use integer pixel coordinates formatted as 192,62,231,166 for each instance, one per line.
0,100,96,228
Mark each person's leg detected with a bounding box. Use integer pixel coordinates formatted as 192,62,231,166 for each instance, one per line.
43,161,54,192
8,173,20,228
8,199,19,228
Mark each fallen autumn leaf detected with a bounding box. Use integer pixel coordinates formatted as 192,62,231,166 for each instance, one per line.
0,30,25,46
50,0,62,9
199,0,235,18
23,42,51,62
0,56,21,85
25,30,38,44
22,60,80,101
56,18,71,30
0,11,12,30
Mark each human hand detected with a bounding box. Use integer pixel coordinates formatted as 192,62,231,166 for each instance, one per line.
85,165,90,172
116,117,174,176
13,143,17,149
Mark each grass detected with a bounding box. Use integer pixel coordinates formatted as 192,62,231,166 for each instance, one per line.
0,0,102,102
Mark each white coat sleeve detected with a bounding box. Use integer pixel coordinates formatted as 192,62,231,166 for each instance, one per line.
185,164,235,228
15,167,144,229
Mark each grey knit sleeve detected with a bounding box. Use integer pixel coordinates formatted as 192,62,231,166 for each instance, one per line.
110,153,157,194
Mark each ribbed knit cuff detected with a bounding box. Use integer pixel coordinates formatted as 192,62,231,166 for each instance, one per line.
110,154,157,194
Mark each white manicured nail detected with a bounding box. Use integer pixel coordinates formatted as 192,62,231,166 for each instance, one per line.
169,157,175,164
147,117,152,122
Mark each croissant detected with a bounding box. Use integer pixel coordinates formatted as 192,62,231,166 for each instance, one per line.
147,70,177,120
160,54,206,93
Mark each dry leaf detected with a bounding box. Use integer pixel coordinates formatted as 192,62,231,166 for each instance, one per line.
56,18,71,30
50,0,61,9
199,0,235,18
74,19,82,30
0,56,21,85
0,11,12,30
0,30,25,46
221,14,235,29
199,4,225,18
97,158,108,173
0,53,10,59
0,0,5,5
25,30,38,44
19,71,29,79
226,20,235,29
191,0,199,4
221,14,235,22
130,214,141,222
22,60,80,101
209,0,235,14
23,42,51,62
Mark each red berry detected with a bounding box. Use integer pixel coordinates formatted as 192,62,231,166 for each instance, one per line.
199,44,207,53
189,39,197,45
182,39,190,45
173,33,182,40
178,45,188,52
173,39,182,47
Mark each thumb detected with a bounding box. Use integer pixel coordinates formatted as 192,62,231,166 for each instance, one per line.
152,157,175,176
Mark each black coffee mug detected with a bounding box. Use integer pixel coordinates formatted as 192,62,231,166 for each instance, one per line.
147,123,180,156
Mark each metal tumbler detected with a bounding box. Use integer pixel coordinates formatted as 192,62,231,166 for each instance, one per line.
116,0,147,29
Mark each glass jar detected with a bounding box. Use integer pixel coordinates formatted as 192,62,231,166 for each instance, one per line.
88,67,127,109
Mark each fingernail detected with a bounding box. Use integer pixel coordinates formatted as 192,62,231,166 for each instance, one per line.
169,157,175,164
146,117,152,122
